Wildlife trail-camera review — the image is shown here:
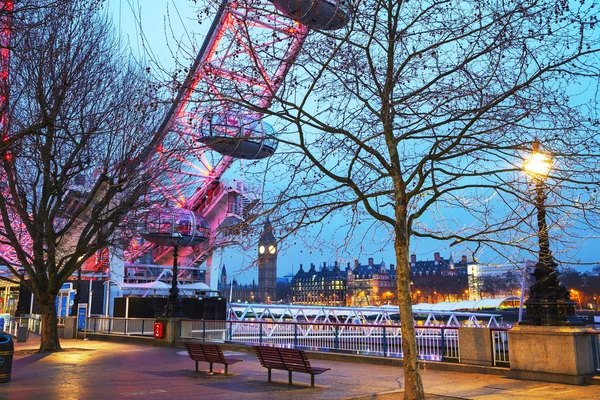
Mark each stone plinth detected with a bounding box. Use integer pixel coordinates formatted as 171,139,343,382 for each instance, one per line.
154,317,180,347
458,327,493,366
62,317,78,339
508,325,596,384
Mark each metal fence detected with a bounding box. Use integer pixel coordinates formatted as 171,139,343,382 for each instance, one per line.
491,328,510,366
86,317,155,336
4,316,42,336
4,318,20,336
28,315,42,335
180,319,460,362
179,319,228,342
590,332,600,376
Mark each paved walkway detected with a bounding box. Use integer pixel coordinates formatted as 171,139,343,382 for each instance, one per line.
1,335,598,400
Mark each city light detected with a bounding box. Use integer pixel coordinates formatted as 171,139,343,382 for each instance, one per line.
522,141,552,179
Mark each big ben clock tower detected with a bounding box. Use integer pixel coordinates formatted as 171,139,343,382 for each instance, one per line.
257,219,277,303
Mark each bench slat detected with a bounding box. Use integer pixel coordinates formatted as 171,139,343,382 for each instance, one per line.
185,342,243,373
254,346,330,387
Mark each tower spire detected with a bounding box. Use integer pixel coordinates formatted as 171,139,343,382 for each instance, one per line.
258,218,277,303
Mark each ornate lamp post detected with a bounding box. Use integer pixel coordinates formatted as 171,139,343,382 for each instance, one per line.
522,140,577,325
166,237,185,317
141,208,210,318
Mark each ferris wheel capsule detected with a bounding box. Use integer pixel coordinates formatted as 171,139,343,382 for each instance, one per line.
198,113,277,160
269,0,351,30
140,208,210,247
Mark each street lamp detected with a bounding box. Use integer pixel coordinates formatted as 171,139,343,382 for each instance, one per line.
71,266,82,317
166,241,185,317
141,208,210,318
522,140,577,325
570,289,582,310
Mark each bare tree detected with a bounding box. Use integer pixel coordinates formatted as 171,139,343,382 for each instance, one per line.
175,0,600,397
0,1,168,352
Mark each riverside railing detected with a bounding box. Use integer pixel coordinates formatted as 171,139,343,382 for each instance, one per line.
4,316,42,336
179,319,460,362
5,318,19,336
86,317,155,336
28,315,42,335
590,331,600,376
491,327,510,366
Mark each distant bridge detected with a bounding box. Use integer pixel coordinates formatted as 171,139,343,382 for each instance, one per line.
227,300,516,328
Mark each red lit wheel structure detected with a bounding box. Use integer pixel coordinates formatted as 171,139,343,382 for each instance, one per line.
0,0,351,286
123,0,351,283
198,112,277,160
125,0,317,274
140,208,210,248
269,0,351,30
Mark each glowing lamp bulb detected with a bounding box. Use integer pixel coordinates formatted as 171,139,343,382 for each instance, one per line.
523,151,552,178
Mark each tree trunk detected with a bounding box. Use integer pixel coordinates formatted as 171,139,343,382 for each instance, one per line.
38,295,62,353
395,225,425,400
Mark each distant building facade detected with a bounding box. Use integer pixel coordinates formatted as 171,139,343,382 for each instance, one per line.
410,253,470,303
467,262,527,300
347,258,397,306
257,219,277,302
217,220,279,304
217,265,258,303
291,253,474,306
409,252,469,278
291,262,347,306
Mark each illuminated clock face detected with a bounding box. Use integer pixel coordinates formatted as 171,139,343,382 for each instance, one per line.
259,245,266,254
268,245,276,254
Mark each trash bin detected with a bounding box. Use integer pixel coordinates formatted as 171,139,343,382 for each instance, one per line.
0,332,14,383
16,326,28,343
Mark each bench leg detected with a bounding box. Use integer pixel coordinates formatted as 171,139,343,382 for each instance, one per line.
225,365,228,375
311,374,315,388
209,363,213,373
267,368,271,382
288,371,292,385
195,361,198,372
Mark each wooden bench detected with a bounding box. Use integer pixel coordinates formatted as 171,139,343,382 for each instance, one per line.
253,346,330,387
184,342,243,374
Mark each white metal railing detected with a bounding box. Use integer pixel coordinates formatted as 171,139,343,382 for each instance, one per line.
5,318,19,336
179,319,460,362
3,316,39,337
227,303,505,328
28,315,42,335
179,320,228,342
590,332,600,376
86,317,155,336
492,328,510,366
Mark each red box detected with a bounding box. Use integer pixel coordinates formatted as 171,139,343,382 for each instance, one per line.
153,322,164,339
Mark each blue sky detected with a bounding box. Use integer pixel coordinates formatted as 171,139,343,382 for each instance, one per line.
105,0,599,285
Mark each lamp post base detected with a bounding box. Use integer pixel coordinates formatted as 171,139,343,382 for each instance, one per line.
508,325,596,384
164,299,186,318
521,298,581,326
